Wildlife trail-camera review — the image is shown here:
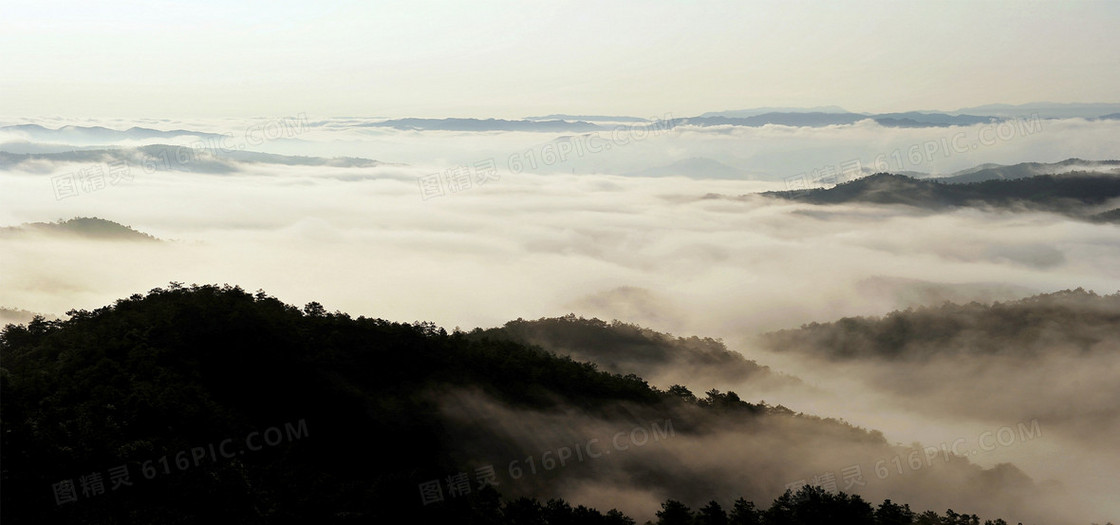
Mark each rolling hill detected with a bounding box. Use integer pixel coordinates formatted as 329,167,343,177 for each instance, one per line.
0,285,1059,523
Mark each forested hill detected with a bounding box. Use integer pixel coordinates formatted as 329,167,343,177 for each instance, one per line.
762,173,1120,222
0,217,159,241
762,288,1120,362
0,284,657,522
0,285,1054,523
468,315,794,389
758,289,1120,455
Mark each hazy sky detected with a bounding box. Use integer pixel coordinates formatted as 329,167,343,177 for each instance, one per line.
3,0,1118,119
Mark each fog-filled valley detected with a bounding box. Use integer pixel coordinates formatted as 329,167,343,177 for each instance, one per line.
3,113,1118,524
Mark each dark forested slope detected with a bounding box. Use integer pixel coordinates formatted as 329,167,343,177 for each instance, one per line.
0,285,1065,524
469,315,794,389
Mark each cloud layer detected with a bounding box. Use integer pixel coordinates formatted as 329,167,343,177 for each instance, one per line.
2,116,1119,521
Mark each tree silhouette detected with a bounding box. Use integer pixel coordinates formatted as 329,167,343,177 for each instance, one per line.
764,490,797,525
697,500,729,525
502,497,545,524
875,499,914,525
730,497,762,525
656,499,693,525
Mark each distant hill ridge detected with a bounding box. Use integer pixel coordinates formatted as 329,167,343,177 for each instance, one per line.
6,103,1120,140
763,288,1120,361
0,146,387,173
468,314,794,388
762,171,1120,222
0,217,159,241
933,158,1120,184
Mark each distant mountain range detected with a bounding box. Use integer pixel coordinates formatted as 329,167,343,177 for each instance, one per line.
357,111,1030,133
667,111,1000,128
698,106,851,118
0,145,387,174
354,107,1117,132
362,110,1012,129
705,102,1120,120
356,117,603,132
619,155,1082,183
0,123,227,142
5,103,1119,139
949,102,1120,119
930,158,1120,184
523,114,652,122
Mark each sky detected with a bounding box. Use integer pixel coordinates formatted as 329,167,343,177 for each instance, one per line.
2,0,1119,119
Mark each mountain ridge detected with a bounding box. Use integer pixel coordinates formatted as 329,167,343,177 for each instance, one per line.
0,284,1058,523
761,172,1120,222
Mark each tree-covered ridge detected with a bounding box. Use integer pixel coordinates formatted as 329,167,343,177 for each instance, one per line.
419,484,1037,525
933,158,1120,184
0,284,1053,523
0,284,852,522
0,284,653,523
761,288,1120,361
649,486,1016,525
759,289,1120,456
761,173,1120,221
469,315,791,388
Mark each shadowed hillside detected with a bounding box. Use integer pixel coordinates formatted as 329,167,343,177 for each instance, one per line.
760,289,1120,451
470,315,796,390
0,285,1063,523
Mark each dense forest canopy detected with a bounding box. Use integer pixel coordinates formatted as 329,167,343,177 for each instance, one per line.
0,284,1088,523
762,289,1120,361
468,315,793,389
